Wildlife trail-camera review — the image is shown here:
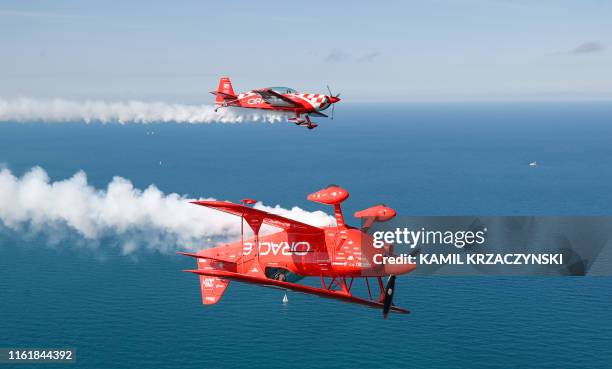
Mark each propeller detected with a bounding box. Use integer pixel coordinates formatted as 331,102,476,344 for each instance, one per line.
382,275,396,319
326,85,341,120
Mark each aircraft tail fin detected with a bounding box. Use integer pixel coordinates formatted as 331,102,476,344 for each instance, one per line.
212,76,237,106
192,255,230,305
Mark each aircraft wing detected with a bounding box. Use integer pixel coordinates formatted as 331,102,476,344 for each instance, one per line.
191,200,324,234
254,89,302,108
185,269,410,314
308,111,328,118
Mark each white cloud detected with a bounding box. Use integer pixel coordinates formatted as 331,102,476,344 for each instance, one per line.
572,42,604,54
325,50,350,62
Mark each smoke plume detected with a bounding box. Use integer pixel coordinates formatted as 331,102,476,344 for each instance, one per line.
0,98,287,124
0,167,334,254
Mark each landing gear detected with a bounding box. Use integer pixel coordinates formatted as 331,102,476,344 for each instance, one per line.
214,102,228,112
288,116,305,125
304,115,317,130
288,114,317,129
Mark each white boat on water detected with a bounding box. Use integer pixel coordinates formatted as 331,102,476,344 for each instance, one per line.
529,161,538,167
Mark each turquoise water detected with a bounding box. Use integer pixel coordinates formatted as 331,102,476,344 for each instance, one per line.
1,102,612,368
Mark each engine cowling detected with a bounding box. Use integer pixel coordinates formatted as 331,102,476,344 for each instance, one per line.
307,185,349,205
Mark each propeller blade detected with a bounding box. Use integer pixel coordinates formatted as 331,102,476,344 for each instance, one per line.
327,85,332,96
331,103,335,120
383,275,396,319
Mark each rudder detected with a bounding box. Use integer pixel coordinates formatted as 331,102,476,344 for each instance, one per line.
215,77,236,106
197,258,230,305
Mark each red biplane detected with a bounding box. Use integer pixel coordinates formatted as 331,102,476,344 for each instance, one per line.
180,185,416,318
211,77,341,129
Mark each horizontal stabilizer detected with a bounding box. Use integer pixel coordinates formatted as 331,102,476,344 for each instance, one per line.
210,91,238,100
177,251,237,264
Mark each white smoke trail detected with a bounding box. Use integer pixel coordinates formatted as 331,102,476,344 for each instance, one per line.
0,167,334,254
0,98,287,124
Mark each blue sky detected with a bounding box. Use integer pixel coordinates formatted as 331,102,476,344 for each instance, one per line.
1,0,611,102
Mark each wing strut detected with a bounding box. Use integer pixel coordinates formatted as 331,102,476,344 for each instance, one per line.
240,198,262,274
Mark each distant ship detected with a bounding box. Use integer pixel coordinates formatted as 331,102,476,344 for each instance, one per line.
529,161,538,167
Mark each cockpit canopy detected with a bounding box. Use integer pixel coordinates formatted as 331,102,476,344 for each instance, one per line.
268,86,297,94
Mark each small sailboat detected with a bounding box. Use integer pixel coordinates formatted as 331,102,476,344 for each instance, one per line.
529,161,538,167
282,293,288,304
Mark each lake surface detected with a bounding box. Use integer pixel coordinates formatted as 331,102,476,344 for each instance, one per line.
1,102,611,368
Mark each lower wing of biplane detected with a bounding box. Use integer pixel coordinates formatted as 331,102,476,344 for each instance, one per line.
184,268,409,315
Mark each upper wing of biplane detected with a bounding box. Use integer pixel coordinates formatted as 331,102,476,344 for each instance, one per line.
254,89,302,108
185,269,410,314
191,200,324,234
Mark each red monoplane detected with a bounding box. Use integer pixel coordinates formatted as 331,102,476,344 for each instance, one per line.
180,185,415,318
211,77,341,129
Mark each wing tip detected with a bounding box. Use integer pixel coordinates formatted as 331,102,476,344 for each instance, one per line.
177,251,200,258
190,200,233,206
394,307,411,314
